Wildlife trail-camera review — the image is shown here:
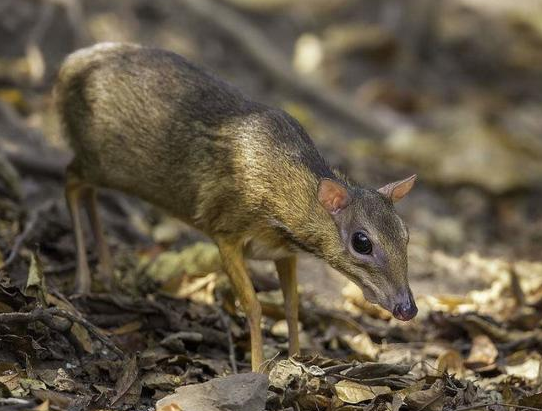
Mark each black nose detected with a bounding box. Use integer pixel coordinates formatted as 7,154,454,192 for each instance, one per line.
393,298,418,321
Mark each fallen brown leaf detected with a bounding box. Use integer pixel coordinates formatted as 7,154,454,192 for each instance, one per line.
436,349,465,377
404,379,445,411
465,334,498,371
520,392,542,408
334,380,392,404
110,355,141,407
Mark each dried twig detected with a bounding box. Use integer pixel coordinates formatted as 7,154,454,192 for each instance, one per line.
258,351,281,374
0,199,56,272
0,307,124,359
218,308,238,373
329,373,415,388
177,0,410,137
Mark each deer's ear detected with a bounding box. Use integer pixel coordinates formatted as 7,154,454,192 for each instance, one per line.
318,179,351,214
378,174,417,203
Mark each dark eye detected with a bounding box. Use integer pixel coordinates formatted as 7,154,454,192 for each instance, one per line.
352,232,372,254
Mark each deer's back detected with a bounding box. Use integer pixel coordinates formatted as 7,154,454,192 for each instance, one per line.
55,43,331,238
57,44,254,222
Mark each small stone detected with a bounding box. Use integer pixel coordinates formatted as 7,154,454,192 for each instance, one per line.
155,373,268,411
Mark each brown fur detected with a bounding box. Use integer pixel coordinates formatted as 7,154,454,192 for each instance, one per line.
55,43,416,370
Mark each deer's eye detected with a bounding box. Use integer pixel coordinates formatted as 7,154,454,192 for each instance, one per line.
352,232,372,254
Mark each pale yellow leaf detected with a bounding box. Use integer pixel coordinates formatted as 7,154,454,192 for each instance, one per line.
335,380,391,404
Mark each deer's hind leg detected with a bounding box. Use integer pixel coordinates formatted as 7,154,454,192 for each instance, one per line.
81,186,113,290
65,169,92,294
66,161,114,293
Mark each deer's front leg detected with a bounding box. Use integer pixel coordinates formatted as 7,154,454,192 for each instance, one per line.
217,238,264,371
276,255,299,356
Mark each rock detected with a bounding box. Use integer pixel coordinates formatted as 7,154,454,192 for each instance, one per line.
155,373,269,411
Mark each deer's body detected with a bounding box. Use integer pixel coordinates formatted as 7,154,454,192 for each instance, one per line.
56,43,418,371
57,43,337,260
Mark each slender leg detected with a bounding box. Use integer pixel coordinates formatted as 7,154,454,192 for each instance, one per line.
82,187,113,290
65,173,91,294
217,238,264,371
275,255,299,356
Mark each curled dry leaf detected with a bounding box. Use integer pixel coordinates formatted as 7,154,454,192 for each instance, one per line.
161,273,217,304
391,379,426,410
52,368,76,392
342,332,380,361
110,355,141,407
24,253,47,305
436,349,465,377
269,360,303,390
297,393,330,410
46,294,93,354
397,379,426,398
334,380,391,404
404,379,445,411
465,334,498,371
0,362,22,393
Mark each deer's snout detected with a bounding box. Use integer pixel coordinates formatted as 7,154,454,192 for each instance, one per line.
392,289,417,321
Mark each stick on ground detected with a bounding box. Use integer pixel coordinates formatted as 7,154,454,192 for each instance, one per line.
0,307,125,359
218,308,238,373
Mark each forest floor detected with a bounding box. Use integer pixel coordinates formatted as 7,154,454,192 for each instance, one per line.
0,0,542,410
